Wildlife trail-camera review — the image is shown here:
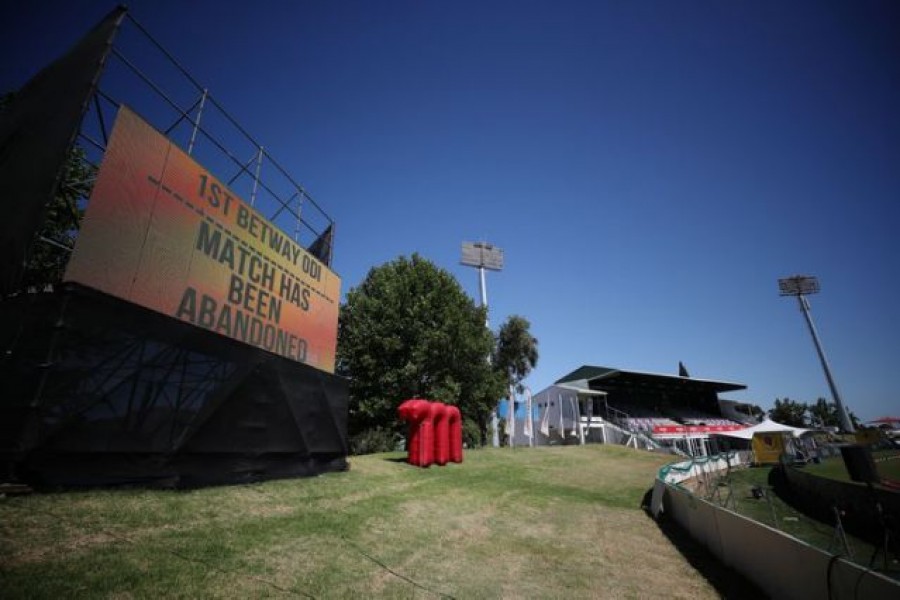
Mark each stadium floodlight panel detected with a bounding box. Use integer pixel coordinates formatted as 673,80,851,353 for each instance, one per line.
778,275,820,296
461,241,504,271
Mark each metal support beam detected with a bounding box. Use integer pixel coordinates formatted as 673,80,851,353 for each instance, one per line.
250,146,263,207
187,89,207,155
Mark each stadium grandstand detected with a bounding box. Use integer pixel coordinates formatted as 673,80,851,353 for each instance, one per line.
516,364,755,456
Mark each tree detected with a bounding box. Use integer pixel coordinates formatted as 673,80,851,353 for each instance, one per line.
20,147,93,290
768,398,808,427
337,254,505,444
493,315,539,393
809,397,860,430
2,91,94,291
809,397,837,428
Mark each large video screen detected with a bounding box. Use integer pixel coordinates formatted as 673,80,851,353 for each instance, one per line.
65,106,340,373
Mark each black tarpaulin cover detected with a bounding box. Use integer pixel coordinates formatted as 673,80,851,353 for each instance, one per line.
0,284,349,488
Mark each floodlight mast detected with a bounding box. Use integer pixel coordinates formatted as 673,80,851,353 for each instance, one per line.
460,241,504,327
479,266,488,324
778,275,854,433
461,241,504,446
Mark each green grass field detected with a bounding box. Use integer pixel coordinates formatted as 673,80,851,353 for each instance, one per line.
803,451,900,485
0,446,750,599
707,467,879,560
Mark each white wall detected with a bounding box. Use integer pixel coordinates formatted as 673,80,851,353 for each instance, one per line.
515,385,583,446
652,457,900,599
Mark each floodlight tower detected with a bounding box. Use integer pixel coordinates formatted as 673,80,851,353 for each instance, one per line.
460,241,504,327
461,241,504,446
778,275,854,433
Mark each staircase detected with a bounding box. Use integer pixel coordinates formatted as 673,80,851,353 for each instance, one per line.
594,418,687,456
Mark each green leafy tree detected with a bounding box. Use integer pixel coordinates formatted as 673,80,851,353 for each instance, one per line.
493,315,539,393
20,147,93,290
809,397,860,430
809,397,838,428
337,254,505,443
768,397,809,427
2,91,94,291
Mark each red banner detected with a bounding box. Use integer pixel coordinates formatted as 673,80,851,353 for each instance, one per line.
653,425,747,435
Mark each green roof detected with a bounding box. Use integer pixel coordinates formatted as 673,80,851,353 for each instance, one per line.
555,365,746,393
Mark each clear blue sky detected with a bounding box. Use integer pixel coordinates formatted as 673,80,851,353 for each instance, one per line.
3,1,898,422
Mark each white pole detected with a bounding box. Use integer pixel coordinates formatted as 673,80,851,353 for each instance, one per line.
573,397,585,445
524,386,534,447
479,265,488,326
491,411,499,447
507,386,516,448
478,264,500,446
558,393,565,439
461,243,503,448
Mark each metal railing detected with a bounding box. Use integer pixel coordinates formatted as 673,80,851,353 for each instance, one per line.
72,10,335,266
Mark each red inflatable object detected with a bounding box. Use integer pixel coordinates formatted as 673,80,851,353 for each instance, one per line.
397,398,434,467
419,402,437,467
398,399,464,467
447,405,463,463
433,403,450,466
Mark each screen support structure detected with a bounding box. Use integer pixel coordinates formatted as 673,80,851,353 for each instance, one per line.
461,241,504,446
778,275,854,433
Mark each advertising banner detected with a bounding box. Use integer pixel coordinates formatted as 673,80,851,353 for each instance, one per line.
653,425,746,435
66,106,340,372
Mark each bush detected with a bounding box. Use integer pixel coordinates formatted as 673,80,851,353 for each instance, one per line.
463,418,483,448
349,427,401,455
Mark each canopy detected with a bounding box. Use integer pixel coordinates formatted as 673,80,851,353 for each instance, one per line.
711,417,812,441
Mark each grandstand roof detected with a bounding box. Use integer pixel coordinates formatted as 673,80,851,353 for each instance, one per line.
554,365,747,394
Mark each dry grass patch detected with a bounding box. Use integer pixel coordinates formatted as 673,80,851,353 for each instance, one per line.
2,445,738,598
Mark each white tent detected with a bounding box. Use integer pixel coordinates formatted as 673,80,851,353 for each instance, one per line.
712,417,812,441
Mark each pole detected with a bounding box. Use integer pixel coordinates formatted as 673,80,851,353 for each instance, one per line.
575,397,585,445
250,146,263,207
491,408,500,447
478,263,500,446
507,387,516,448
524,387,534,447
479,266,488,327
796,295,854,433
461,243,503,446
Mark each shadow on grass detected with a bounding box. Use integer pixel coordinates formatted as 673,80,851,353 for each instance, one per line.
640,488,767,600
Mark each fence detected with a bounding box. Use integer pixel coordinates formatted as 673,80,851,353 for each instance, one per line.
651,455,900,599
